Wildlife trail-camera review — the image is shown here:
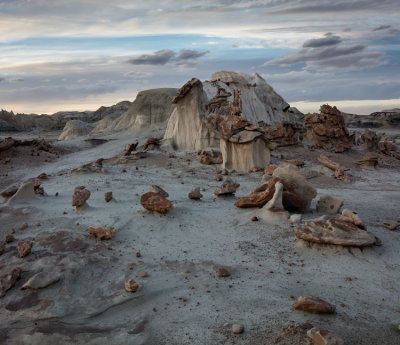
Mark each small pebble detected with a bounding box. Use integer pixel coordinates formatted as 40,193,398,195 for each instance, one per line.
139,271,148,278
124,279,139,292
217,267,230,277
251,216,258,222
232,324,244,334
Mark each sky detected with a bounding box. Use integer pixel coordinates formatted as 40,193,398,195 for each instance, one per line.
0,0,399,115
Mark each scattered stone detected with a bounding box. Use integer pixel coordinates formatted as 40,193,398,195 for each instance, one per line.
383,220,399,230
71,186,91,209
0,268,22,297
140,192,173,214
149,185,169,198
317,196,344,215
235,177,279,208
87,226,115,240
217,267,230,277
188,187,203,200
339,209,365,229
5,234,15,243
125,279,139,292
251,216,258,222
293,295,336,314
221,168,229,175
136,252,141,258
21,271,62,290
355,155,379,169
294,218,377,247
139,271,148,278
17,241,32,257
307,327,343,345
215,175,223,182
214,177,240,196
232,324,244,334
104,191,113,202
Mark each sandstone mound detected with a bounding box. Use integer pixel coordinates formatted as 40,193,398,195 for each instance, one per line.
58,120,95,140
164,71,303,150
107,88,177,132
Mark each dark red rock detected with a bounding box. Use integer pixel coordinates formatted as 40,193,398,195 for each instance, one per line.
140,192,173,214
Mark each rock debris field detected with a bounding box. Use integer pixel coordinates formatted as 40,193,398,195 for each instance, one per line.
1,71,400,345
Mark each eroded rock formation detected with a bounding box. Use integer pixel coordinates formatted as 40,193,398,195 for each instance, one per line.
164,71,303,151
304,104,351,152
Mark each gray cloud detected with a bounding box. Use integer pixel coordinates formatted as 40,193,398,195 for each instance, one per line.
177,49,209,60
266,34,384,70
373,25,392,31
303,34,342,48
128,49,176,65
128,49,209,66
0,77,4,82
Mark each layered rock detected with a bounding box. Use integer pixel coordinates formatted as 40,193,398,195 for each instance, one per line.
106,89,177,132
304,104,351,152
343,109,400,129
164,71,303,150
294,209,378,247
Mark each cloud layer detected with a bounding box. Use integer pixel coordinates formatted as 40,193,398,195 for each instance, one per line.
128,49,209,66
0,0,399,114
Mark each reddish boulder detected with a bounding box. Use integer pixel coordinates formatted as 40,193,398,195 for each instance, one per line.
17,241,32,257
124,279,139,292
260,123,297,146
140,192,173,214
87,226,115,240
294,218,377,247
293,295,336,314
235,178,279,208
0,268,22,297
71,186,91,208
217,267,230,277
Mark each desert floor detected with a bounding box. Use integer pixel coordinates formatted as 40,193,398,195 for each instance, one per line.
1,128,399,345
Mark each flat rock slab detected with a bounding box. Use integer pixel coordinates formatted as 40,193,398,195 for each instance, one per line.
294,219,378,247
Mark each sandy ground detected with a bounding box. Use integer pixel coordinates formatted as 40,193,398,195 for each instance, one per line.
1,128,400,345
